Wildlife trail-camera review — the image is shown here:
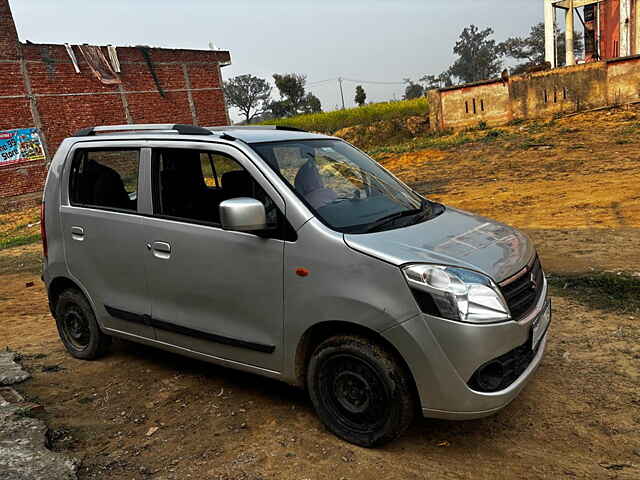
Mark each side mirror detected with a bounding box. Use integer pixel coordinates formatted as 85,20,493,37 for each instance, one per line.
219,197,269,232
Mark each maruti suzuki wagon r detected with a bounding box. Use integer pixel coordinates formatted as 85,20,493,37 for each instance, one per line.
41,124,550,447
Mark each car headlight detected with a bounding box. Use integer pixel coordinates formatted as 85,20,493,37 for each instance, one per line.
403,264,510,323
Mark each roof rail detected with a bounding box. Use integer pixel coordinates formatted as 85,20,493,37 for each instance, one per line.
73,124,214,137
208,125,307,133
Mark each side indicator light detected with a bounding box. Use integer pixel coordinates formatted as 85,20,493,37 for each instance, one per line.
296,268,310,277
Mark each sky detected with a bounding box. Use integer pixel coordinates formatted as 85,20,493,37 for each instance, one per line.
10,0,544,120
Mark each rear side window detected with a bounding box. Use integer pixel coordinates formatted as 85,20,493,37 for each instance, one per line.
69,149,139,212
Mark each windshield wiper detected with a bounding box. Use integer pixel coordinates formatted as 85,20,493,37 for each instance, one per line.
364,200,431,233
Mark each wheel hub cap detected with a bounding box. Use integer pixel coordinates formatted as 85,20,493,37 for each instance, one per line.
334,371,371,413
63,310,90,348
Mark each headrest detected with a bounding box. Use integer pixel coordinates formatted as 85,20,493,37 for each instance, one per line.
294,159,323,194
160,150,205,189
221,170,253,198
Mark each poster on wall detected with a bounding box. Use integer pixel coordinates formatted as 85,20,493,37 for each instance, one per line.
0,128,46,166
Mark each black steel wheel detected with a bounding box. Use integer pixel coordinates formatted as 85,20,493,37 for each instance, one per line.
54,288,111,360
60,307,91,350
307,335,416,447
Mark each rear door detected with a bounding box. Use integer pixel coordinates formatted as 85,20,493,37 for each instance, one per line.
142,142,287,372
60,143,153,338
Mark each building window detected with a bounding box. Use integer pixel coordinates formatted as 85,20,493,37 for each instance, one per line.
480,99,485,112
472,98,477,114
563,87,568,100
553,89,558,103
543,89,548,104
465,101,469,114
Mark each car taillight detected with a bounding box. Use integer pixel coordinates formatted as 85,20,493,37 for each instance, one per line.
40,202,48,259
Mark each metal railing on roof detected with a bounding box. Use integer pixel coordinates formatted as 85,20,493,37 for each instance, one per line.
207,125,307,132
73,124,215,137
73,124,308,138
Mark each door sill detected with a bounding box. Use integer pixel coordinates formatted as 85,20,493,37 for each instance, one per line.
103,327,282,378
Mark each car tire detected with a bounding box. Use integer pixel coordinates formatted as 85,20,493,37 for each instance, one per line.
54,288,111,360
307,335,416,447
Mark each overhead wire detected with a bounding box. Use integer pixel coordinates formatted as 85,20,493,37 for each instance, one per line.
307,77,406,86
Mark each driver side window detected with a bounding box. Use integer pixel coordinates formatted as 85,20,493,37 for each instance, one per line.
152,148,282,233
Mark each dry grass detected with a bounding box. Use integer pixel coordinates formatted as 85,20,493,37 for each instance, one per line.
376,107,640,230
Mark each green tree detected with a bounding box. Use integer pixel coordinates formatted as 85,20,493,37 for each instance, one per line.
499,22,584,74
448,25,503,84
420,72,453,89
403,80,424,100
302,93,322,113
271,73,322,117
354,85,367,106
223,74,272,124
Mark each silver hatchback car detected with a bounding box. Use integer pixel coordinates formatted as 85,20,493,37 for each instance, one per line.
42,124,550,447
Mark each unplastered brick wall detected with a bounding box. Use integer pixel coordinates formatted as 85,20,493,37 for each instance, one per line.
429,55,640,131
0,0,231,211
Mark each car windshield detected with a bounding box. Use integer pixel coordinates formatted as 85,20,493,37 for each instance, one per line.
252,139,436,233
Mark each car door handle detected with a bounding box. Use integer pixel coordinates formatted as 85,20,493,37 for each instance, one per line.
151,241,171,259
71,226,85,241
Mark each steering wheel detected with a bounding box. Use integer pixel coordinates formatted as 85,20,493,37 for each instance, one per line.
328,197,352,205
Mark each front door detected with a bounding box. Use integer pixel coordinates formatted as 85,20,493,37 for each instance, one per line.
142,143,286,372
61,144,153,339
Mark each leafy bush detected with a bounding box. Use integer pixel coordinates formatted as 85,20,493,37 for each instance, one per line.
259,98,429,134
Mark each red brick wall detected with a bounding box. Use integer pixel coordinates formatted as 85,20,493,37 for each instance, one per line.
0,0,231,210
0,0,18,59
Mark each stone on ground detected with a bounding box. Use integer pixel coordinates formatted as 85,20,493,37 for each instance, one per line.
0,351,78,479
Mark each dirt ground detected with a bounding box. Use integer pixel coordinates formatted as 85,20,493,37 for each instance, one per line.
1,108,640,479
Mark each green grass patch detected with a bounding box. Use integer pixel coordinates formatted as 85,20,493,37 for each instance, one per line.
259,98,429,134
13,407,37,419
0,231,41,250
548,272,640,315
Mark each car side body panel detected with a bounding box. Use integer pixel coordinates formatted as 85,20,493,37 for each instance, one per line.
280,218,420,384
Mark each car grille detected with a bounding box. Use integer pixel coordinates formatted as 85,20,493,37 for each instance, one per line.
499,256,544,321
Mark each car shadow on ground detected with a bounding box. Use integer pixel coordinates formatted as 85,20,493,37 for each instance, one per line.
110,337,513,450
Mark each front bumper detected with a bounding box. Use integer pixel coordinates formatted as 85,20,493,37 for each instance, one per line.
383,279,550,419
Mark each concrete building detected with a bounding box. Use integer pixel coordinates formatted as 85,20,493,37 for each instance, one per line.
428,55,640,131
545,0,640,67
0,0,231,211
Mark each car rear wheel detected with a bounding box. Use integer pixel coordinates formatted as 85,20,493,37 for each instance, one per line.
307,335,415,447
54,288,111,360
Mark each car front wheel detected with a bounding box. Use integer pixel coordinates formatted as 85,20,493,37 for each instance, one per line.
307,335,416,447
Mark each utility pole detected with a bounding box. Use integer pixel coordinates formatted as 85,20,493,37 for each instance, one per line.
338,77,345,110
